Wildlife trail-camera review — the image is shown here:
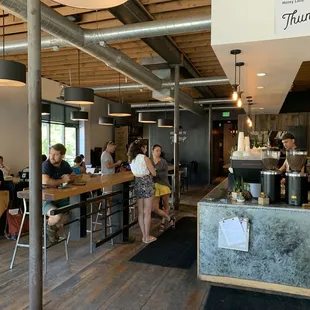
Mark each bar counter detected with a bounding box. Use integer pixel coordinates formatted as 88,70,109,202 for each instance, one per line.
198,179,310,298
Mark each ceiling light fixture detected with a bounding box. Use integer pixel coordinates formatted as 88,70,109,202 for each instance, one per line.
257,86,264,89
138,112,156,124
257,73,266,77
41,104,50,116
259,108,264,110
230,49,241,101
53,0,128,9
0,11,26,87
236,61,244,108
108,73,131,117
71,110,89,121
64,50,94,105
99,117,114,126
158,102,173,128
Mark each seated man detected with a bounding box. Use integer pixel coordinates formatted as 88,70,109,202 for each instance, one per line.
0,156,10,177
42,143,75,243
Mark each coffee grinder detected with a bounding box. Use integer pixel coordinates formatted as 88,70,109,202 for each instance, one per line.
286,149,308,206
261,149,282,203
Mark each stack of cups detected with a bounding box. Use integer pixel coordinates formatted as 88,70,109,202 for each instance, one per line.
244,136,250,152
237,132,245,152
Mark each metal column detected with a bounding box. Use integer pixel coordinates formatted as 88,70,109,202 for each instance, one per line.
173,65,180,210
208,105,212,184
27,0,43,309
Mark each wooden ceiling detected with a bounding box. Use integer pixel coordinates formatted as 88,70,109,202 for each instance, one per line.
0,0,234,103
2,0,307,105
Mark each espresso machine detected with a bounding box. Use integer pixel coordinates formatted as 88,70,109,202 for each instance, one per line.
261,149,282,203
286,149,308,206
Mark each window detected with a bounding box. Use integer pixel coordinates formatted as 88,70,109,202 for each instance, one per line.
42,102,79,166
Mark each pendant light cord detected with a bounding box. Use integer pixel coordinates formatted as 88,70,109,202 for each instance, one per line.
238,65,241,91
78,49,80,87
234,54,236,85
2,10,5,59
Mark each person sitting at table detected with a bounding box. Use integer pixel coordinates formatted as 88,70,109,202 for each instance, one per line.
152,144,175,232
72,156,84,175
0,156,10,177
42,154,47,162
78,154,87,173
42,143,76,243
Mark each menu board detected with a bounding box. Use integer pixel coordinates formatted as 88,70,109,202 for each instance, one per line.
115,126,128,162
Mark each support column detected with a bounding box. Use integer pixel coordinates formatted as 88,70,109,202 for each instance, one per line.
208,105,212,184
27,0,42,309
174,64,180,210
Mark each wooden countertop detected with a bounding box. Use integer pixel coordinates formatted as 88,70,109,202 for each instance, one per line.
17,166,180,201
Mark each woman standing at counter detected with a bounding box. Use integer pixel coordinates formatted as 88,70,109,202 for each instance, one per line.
128,140,157,244
152,144,175,232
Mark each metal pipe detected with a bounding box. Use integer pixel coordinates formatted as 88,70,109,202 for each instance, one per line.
0,15,210,54
173,65,180,210
208,105,212,184
27,0,42,308
84,15,211,43
92,77,229,93
135,106,239,112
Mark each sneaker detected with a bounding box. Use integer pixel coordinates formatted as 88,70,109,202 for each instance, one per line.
46,224,59,244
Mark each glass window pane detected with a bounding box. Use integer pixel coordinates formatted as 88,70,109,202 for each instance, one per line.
50,124,65,147
42,122,50,156
65,127,77,166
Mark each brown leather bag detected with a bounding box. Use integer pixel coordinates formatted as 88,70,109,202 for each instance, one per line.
5,210,29,240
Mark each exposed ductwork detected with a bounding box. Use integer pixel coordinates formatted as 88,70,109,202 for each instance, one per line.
135,106,239,113
130,98,234,108
0,0,205,115
0,15,210,54
92,76,229,93
108,0,215,98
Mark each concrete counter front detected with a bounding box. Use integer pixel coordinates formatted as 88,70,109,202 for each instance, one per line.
198,179,310,298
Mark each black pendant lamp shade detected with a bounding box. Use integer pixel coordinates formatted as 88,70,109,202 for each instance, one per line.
64,87,94,105
99,117,114,126
0,59,26,87
71,110,89,121
138,112,156,124
42,104,51,115
108,102,131,117
158,118,173,128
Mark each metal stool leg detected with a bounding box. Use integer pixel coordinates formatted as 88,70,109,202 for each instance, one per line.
10,199,28,270
43,215,47,274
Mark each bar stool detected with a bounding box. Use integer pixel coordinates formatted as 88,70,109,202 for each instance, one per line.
10,191,69,273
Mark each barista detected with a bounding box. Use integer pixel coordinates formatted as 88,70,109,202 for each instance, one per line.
279,133,297,173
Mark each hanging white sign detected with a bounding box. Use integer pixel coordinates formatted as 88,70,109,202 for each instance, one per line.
275,0,310,36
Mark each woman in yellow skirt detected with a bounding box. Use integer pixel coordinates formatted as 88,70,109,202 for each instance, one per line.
152,144,175,232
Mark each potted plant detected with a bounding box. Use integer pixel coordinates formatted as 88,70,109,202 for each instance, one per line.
231,177,244,200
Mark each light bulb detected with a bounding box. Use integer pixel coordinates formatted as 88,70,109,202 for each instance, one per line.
248,120,253,127
232,91,238,101
237,98,242,107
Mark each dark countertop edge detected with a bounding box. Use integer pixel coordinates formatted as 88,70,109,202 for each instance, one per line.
198,178,308,212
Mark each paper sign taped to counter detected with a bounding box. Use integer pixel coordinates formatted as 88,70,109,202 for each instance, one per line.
218,217,250,252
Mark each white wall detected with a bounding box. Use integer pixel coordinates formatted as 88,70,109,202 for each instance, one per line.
0,76,112,174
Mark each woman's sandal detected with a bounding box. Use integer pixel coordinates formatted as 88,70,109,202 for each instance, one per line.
144,236,157,244
159,223,165,232
169,216,176,229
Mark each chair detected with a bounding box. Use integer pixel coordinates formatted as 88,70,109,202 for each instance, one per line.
10,191,69,273
180,165,189,192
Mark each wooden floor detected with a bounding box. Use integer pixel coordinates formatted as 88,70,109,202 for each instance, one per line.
0,185,213,310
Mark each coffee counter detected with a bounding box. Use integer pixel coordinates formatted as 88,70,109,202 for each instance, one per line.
198,179,310,298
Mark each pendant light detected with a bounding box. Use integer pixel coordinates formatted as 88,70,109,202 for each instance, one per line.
53,0,127,9
247,99,253,128
230,49,241,101
138,112,156,124
71,110,89,121
236,62,244,108
99,117,114,126
41,104,50,116
0,11,26,87
108,73,131,117
158,102,173,128
64,50,94,105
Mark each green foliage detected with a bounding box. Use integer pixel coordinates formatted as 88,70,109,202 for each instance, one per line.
232,176,244,193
